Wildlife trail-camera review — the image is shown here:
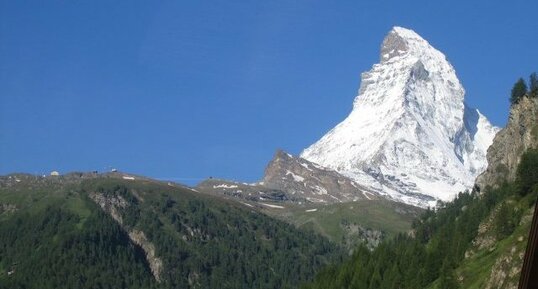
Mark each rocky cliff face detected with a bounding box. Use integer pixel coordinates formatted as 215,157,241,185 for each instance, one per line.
476,96,538,189
128,230,163,283
262,150,378,203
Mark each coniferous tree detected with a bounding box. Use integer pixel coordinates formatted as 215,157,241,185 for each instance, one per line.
510,78,528,104
438,268,459,289
494,202,515,238
516,148,538,195
438,258,459,289
529,72,538,97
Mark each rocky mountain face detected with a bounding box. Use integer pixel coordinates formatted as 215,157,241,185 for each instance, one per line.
476,96,538,189
196,151,420,251
262,150,378,203
301,27,498,207
197,150,378,205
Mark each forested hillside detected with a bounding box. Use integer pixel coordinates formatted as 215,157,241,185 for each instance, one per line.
301,149,538,289
0,175,342,289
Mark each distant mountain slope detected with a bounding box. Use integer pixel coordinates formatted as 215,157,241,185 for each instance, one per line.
0,173,342,289
197,150,378,205
301,27,498,207
196,151,420,249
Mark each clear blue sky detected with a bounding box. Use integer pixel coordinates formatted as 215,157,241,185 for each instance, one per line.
1,0,537,184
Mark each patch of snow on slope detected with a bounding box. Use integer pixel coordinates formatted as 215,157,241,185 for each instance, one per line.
285,170,305,182
260,203,285,209
213,184,239,189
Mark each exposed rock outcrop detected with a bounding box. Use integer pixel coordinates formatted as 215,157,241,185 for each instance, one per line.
476,96,538,189
463,199,534,289
89,191,128,224
262,150,379,203
481,207,533,289
483,249,524,289
129,230,164,283
89,191,163,282
340,221,384,250
0,203,17,214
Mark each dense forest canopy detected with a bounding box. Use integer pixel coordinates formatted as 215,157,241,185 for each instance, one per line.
0,178,342,289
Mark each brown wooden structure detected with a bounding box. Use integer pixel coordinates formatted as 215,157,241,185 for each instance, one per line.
519,198,538,289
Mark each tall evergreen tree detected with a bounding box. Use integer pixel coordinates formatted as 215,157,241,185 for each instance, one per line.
438,268,459,289
494,202,515,238
510,78,528,104
530,72,538,97
516,148,538,195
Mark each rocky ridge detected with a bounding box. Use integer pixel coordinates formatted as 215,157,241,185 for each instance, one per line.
197,150,379,206
476,96,538,189
262,150,378,203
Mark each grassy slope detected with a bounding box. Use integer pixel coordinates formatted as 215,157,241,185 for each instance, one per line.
262,199,423,245
0,176,88,218
451,193,536,289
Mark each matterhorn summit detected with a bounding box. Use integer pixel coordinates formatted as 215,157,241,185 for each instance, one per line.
301,27,499,207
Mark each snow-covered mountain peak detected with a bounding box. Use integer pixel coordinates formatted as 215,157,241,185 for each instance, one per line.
301,27,499,207
380,27,446,64
380,26,421,61
355,27,465,141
